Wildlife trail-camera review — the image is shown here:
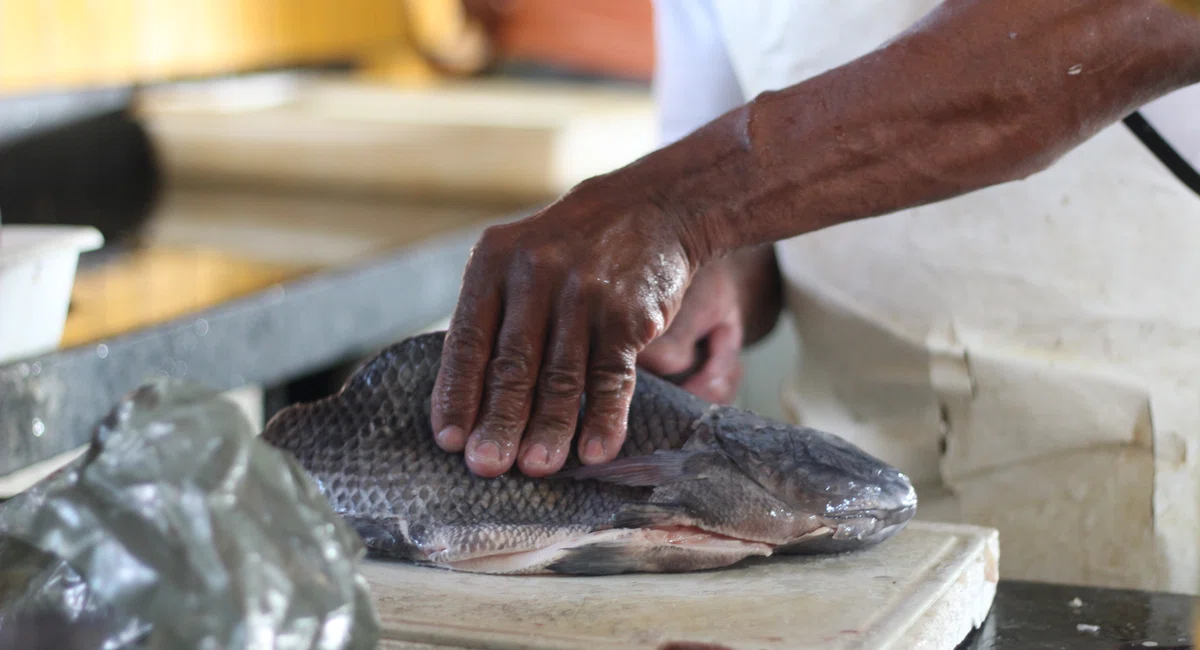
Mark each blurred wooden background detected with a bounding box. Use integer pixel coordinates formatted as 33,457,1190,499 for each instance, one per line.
0,0,653,94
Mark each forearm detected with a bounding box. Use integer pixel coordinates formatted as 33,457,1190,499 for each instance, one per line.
627,0,1200,264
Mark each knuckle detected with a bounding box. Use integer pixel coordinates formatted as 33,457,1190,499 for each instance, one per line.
478,223,513,248
582,408,629,442
470,226,516,265
587,361,636,402
443,325,492,367
596,299,631,329
538,367,586,402
477,388,532,435
432,371,478,409
512,245,569,283
528,409,578,440
637,308,668,342
604,301,659,344
488,350,536,392
562,270,589,302
479,411,525,436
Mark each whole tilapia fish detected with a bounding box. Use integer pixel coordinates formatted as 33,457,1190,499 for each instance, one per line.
261,331,917,575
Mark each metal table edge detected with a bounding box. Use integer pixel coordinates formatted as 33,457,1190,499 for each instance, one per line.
0,211,525,477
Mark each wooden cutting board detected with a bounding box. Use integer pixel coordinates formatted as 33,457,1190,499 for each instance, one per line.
362,521,999,650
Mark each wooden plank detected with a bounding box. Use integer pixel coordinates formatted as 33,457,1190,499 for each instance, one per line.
60,185,515,348
62,246,314,348
136,77,656,203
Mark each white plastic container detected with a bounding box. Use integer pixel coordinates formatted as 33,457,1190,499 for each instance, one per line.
0,223,104,365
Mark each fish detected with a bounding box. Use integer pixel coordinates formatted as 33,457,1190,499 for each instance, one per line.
259,331,917,576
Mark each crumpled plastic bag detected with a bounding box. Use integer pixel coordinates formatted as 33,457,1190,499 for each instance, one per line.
0,379,380,650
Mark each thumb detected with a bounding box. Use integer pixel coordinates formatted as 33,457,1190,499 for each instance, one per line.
680,321,743,404
638,316,704,377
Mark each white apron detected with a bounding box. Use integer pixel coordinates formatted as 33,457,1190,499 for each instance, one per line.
690,0,1200,594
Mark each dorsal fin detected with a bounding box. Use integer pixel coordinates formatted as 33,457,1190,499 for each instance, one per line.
261,331,446,447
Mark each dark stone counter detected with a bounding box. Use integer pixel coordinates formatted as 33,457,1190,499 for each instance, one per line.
959,580,1197,649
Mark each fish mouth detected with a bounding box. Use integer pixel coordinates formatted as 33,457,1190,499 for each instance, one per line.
616,499,918,559
723,459,920,554
774,501,919,554
697,407,921,552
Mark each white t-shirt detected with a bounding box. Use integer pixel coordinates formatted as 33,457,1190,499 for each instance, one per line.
651,0,1200,594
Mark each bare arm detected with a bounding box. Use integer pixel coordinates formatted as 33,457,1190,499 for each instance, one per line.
433,0,1200,479
649,0,1200,264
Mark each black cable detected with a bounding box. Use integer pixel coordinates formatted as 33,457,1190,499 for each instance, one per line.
1123,110,1200,196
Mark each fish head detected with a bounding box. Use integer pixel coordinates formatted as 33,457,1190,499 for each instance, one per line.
701,408,918,552
557,406,919,555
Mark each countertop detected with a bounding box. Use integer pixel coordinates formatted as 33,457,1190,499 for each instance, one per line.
958,580,1196,649
0,187,524,480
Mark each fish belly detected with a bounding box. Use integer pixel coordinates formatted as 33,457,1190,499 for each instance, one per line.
422,525,773,576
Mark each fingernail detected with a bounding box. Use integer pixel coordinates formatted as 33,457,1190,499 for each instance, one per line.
582,437,606,464
468,439,502,466
436,426,465,449
523,443,550,468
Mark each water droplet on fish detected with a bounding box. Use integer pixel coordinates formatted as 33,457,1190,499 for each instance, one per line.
32,418,45,437
1068,64,1083,75
30,362,41,376
96,344,109,359
194,319,210,336
1008,32,1017,39
174,361,188,378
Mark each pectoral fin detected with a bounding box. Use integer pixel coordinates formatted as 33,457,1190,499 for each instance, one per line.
553,450,700,486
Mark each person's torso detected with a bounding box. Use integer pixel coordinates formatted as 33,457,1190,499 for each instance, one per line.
657,0,1200,595
695,0,1200,394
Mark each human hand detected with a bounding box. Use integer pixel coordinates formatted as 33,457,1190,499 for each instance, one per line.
430,176,704,479
637,258,745,405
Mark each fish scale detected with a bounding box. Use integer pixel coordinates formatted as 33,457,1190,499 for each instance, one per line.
261,330,918,575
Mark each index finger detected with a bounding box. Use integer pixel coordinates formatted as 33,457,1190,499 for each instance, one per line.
576,335,639,465
432,271,502,453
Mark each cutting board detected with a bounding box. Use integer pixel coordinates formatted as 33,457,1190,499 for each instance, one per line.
362,521,999,650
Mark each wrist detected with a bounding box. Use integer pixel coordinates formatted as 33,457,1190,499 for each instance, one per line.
614,107,761,269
